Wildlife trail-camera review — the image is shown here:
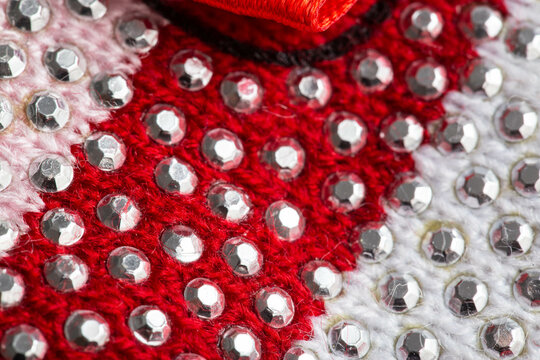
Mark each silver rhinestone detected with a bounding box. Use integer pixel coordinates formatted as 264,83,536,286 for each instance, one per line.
220,72,263,114
480,318,525,359
175,354,206,360
422,226,465,266
459,4,503,41
128,306,171,346
254,287,294,329
380,113,424,153
460,59,503,98
0,268,24,308
26,91,70,132
220,326,261,360
64,310,110,352
350,50,393,92
0,325,47,360
0,42,26,79
351,222,393,262
170,49,213,91
406,59,447,100
7,0,50,32
0,220,18,252
489,216,534,257
455,167,500,208
261,138,305,181
514,268,540,310
43,46,86,82
84,132,126,171
0,161,13,192
143,104,186,146
107,246,150,284
201,128,244,171
65,0,107,20
96,194,141,232
445,276,488,317
160,224,203,264
325,111,368,156
90,73,133,109
265,200,305,242
41,208,84,246
395,329,439,360
512,157,540,197
0,96,14,131
328,320,370,358
44,254,88,292
378,273,420,313
222,237,263,277
400,3,443,41
184,278,225,320
155,157,197,195
494,99,538,142
387,174,432,215
284,346,318,360
506,26,540,60
301,260,342,300
435,116,479,154
29,155,73,193
116,16,158,53
287,67,331,109
322,172,365,213
207,183,251,222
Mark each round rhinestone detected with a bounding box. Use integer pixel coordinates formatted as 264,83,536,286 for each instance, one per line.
65,0,107,20
405,59,448,100
96,194,141,232
222,237,263,277
64,310,110,352
175,354,206,360
265,200,305,242
455,167,500,208
170,49,213,91
506,26,540,60
254,287,294,329
351,222,394,262
283,346,317,360
387,174,432,215
328,320,370,358
7,0,50,32
395,329,440,360
494,99,538,142
0,220,18,252
160,224,203,264
90,73,133,109
44,254,89,292
0,268,24,309
350,50,393,92
260,138,305,181
43,46,86,82
460,59,503,98
107,246,150,284
26,91,70,132
0,95,14,131
154,157,197,195
0,325,47,360
514,268,540,310
220,72,263,114
301,260,342,300
201,128,244,171
184,278,225,320
445,276,488,317
207,183,251,222
400,3,443,41
0,42,26,79
322,172,365,213
480,318,525,359
29,155,74,193
512,157,540,197
489,216,534,257
325,111,368,156
219,326,261,360
380,113,424,153
143,104,186,146
422,226,465,266
128,305,171,346
459,4,503,41
435,116,479,154
378,273,420,313
115,16,158,53
41,208,84,246
84,132,126,171
0,161,13,192
287,67,331,109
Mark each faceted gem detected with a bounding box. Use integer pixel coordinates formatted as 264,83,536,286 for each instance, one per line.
64,310,110,352
170,49,213,91
154,157,197,195
325,111,368,156
90,73,133,109
143,104,186,146
128,305,171,346
287,67,332,109
494,99,538,142
0,220,18,252
283,347,318,360
222,237,263,277
219,326,261,360
0,325,47,360
489,216,534,257
378,273,420,313
506,26,540,60
514,268,540,310
43,46,86,82
301,260,343,300
254,287,294,329
395,329,440,360
455,167,499,208
65,0,107,20
400,3,443,41
207,183,251,222
322,172,365,213
265,200,305,242
380,113,424,153
459,4,503,41
107,246,151,284
351,222,394,262
26,91,70,132
0,161,13,192
422,226,465,266
29,155,74,193
96,194,141,232
220,72,263,114
435,116,479,154
0,96,13,131
201,128,244,171
184,278,225,320
160,224,204,264
0,42,26,79
327,320,370,358
41,208,84,246
445,276,488,317
387,174,432,215
7,0,50,32
260,138,305,181
115,16,158,53
512,157,540,197
43,254,89,292
84,132,126,171
0,268,24,308
350,50,393,92
480,318,525,359
460,59,503,98
405,59,448,100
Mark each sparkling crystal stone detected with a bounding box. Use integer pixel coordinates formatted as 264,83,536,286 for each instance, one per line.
64,310,110,352
143,104,186,146
0,325,47,360
43,46,86,82
506,26,540,60
84,132,126,171
422,226,465,266
455,167,500,208
0,161,13,192
301,260,343,300
514,268,540,310
175,354,206,360
0,220,18,252
7,0,50,32
41,208,84,246
325,111,368,156
184,278,225,319
327,320,370,358
435,116,479,154
494,99,538,142
154,157,197,195
378,273,420,313
90,73,133,109
115,16,158,53
459,4,503,41
0,42,26,79
400,3,443,41
29,155,73,193
254,287,294,329
460,59,503,98
489,216,534,257
128,305,171,346
387,174,432,215
65,0,107,20
26,91,70,132
283,346,318,360
160,224,204,264
480,318,525,359
201,128,244,171
222,237,263,277
287,67,332,109
0,96,14,132
220,72,263,114
395,329,440,360
405,59,448,100
260,138,305,181
350,50,393,92
220,326,261,360
445,276,488,317
44,254,88,292
96,194,141,232
0,268,24,308
170,49,213,91
107,246,150,284
380,113,424,153
207,183,251,222
351,222,394,262
265,200,305,242
322,172,365,213
512,157,540,197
